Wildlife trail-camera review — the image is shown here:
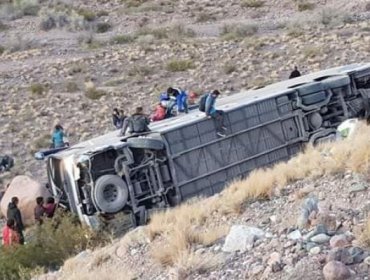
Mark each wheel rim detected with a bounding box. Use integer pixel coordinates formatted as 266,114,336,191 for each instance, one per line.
103,184,118,202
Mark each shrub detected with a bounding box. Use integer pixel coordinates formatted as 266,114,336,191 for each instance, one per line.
195,12,216,23
136,24,195,41
221,23,258,40
302,46,321,59
85,87,106,100
32,134,50,150
297,1,315,12
77,8,96,22
110,34,135,44
5,35,39,53
96,22,111,33
0,0,40,20
30,83,45,95
0,45,4,55
128,65,153,77
166,59,195,72
241,0,265,8
0,212,109,280
0,20,9,31
97,10,109,17
66,81,79,93
223,62,237,74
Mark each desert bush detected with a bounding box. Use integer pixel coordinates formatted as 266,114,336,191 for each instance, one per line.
195,12,216,22
223,62,237,74
85,87,106,100
136,24,195,41
302,46,321,59
0,212,109,280
0,20,8,30
32,134,50,150
166,59,195,72
0,45,4,55
77,8,96,22
241,0,265,8
96,22,111,33
39,6,96,32
0,0,40,20
221,23,258,40
30,83,45,95
66,81,79,92
4,34,39,53
297,1,315,11
110,34,135,44
128,65,153,77
97,10,109,17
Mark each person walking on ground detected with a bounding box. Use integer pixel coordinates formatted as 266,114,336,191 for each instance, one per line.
120,107,150,136
289,66,301,79
112,108,125,129
203,90,227,137
2,218,20,247
44,197,57,218
51,124,65,148
7,196,24,244
34,196,45,225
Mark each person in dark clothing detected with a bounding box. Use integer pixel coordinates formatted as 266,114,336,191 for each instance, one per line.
205,90,227,137
7,196,24,244
34,196,45,225
44,197,57,218
0,155,14,173
289,66,301,79
120,107,150,136
112,108,125,129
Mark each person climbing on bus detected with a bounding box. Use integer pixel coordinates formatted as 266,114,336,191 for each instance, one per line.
289,66,301,79
120,107,150,136
167,87,189,114
204,90,227,137
151,103,167,122
112,108,125,129
51,124,65,148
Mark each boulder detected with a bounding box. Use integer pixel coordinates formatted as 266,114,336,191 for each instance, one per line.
330,234,350,248
323,261,351,280
0,176,50,226
222,225,265,253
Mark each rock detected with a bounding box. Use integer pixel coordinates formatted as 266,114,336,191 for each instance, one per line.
268,252,283,272
0,175,49,226
330,234,350,248
349,183,367,193
323,261,351,280
311,233,330,244
288,230,302,240
222,225,265,253
364,256,370,265
327,248,353,265
305,242,317,251
348,247,366,264
315,212,337,233
297,197,318,229
309,246,321,255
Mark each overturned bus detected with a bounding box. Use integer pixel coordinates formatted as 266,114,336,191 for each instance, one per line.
46,63,370,231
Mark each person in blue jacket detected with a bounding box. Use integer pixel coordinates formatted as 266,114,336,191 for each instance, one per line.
51,124,65,148
167,87,189,114
205,90,227,137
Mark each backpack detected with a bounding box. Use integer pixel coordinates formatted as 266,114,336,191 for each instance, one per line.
198,94,208,112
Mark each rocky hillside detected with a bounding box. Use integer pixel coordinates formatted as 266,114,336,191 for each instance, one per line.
1,0,370,279
1,0,370,185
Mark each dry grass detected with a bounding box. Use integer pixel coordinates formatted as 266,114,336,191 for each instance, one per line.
360,218,370,248
145,122,370,269
173,250,224,278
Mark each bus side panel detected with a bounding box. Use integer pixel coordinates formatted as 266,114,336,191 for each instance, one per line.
163,94,305,201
